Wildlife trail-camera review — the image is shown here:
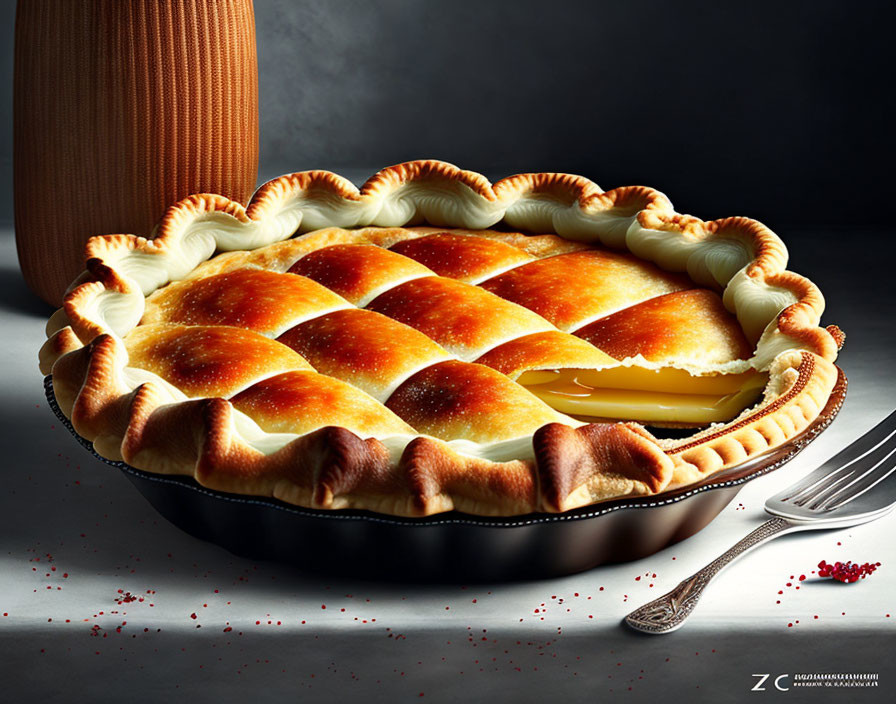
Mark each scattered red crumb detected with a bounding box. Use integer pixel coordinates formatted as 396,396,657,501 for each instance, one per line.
114,590,138,605
817,559,881,583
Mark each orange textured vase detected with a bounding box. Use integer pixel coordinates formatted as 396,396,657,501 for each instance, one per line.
14,0,259,306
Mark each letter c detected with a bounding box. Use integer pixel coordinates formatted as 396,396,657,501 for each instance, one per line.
775,674,790,691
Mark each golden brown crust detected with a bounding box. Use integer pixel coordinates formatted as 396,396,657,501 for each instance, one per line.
52,335,137,461
573,289,753,366
124,324,313,398
385,360,568,443
494,174,672,219
39,326,82,375
181,228,365,278
582,185,674,218
826,325,846,350
475,331,617,379
142,268,349,334
42,159,842,518
399,437,537,515
44,316,837,518
287,243,433,305
275,308,452,402
389,232,535,282
667,351,839,486
247,171,362,220
63,278,131,343
46,334,623,516
634,210,837,360
367,276,554,360
229,370,415,437
493,171,603,205
534,422,675,511
764,270,839,361
479,250,694,331
709,217,790,279
402,227,591,259
360,160,497,201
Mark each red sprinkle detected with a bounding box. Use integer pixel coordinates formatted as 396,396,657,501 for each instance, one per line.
817,559,881,583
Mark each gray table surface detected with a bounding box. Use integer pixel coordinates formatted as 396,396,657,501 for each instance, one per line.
1,223,894,703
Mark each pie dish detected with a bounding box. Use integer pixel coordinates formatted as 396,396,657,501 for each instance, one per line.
43,370,846,580
39,160,844,519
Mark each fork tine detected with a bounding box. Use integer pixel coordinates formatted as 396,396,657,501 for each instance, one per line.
810,442,896,511
789,469,858,506
784,466,854,505
791,423,896,508
814,409,896,467
779,410,896,504
784,445,894,505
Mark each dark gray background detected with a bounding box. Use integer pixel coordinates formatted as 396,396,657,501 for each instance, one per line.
2,0,894,230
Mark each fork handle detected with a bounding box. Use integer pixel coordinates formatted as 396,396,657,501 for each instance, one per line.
624,517,796,634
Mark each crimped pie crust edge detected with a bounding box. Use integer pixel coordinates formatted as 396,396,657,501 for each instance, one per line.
39,159,842,517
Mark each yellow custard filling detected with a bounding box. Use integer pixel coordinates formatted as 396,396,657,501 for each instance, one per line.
518,367,767,424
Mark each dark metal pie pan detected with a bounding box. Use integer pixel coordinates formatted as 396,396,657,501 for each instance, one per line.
44,371,846,582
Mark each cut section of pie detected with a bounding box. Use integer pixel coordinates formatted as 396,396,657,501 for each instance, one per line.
40,160,843,517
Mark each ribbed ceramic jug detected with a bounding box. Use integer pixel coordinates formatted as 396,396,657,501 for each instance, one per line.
14,0,259,306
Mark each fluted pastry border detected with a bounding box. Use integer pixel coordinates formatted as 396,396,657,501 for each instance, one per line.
39,160,843,517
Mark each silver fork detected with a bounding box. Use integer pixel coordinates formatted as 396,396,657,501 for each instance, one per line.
625,410,896,634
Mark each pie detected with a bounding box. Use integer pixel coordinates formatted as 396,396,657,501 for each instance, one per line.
40,160,843,517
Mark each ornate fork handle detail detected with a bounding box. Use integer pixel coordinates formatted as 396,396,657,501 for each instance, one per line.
625,517,795,634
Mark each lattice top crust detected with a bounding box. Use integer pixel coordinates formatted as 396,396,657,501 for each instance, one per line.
40,160,841,516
